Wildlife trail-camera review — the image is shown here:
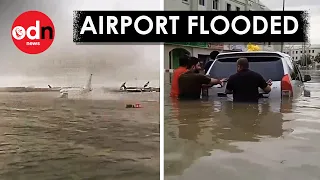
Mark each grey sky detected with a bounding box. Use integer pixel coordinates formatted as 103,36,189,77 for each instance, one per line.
0,0,160,87
261,0,320,44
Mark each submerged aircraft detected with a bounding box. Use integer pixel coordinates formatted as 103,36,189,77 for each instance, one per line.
102,81,159,93
48,74,93,98
119,81,153,92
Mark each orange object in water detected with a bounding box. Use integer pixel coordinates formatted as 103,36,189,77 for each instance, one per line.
125,103,142,108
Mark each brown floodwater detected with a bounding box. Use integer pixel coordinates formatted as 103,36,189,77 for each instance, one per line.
0,91,159,180
164,70,320,180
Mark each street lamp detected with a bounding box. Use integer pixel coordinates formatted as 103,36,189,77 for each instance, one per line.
280,0,285,52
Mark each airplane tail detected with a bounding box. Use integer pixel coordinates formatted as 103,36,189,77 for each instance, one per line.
84,74,93,90
120,82,127,90
143,81,150,88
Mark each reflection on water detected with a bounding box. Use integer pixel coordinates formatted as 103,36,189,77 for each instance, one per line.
0,92,159,180
164,70,320,180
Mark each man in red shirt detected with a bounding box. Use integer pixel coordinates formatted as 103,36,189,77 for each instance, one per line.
170,55,189,98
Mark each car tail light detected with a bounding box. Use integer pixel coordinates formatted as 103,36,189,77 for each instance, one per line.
281,74,293,97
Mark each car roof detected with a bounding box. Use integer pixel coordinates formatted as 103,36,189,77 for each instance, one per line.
216,51,285,59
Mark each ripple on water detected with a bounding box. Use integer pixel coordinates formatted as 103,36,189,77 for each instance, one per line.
164,77,320,180
0,92,159,180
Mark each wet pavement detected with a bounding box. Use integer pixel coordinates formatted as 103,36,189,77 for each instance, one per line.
0,91,159,180
164,70,320,180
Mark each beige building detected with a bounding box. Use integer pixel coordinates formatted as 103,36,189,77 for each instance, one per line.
164,0,281,79
284,44,320,62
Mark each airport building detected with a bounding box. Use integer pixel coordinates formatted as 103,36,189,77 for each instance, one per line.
164,0,281,75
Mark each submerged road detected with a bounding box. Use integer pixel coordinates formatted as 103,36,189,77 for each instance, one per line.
0,91,159,180
164,70,320,180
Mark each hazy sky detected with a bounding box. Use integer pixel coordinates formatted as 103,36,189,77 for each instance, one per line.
261,0,320,44
1,0,318,87
0,0,160,87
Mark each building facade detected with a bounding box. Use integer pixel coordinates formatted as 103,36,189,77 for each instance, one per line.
164,0,280,76
284,44,320,62
164,0,266,11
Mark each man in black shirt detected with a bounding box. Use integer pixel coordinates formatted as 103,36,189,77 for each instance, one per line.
178,57,226,100
225,58,272,103
204,51,219,73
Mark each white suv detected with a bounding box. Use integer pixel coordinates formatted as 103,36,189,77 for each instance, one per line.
204,51,311,101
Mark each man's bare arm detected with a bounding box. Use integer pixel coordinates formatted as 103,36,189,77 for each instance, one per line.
201,78,222,87
262,79,272,93
209,78,222,86
263,85,271,93
200,75,227,87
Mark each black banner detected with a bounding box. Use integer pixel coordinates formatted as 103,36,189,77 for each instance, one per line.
73,11,309,43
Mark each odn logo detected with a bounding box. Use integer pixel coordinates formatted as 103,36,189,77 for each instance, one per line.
11,10,55,54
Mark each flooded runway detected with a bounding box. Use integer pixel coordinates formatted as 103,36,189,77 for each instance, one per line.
0,91,159,180
164,70,320,180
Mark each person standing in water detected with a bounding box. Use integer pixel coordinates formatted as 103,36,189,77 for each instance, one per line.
170,55,189,98
178,57,226,100
204,51,220,74
225,58,272,103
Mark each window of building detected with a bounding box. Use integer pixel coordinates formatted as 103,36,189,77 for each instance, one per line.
268,42,271,45
236,7,240,11
296,51,298,53
292,51,294,54
312,50,315,53
309,50,311,53
301,51,302,53
296,57,298,59
212,0,218,10
226,3,231,11
199,0,205,6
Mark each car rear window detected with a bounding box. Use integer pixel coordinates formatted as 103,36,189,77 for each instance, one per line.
208,57,284,81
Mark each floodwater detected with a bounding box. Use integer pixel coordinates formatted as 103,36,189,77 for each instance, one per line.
0,91,159,180
164,70,320,180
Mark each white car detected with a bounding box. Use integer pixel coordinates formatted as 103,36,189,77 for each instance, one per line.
204,51,311,101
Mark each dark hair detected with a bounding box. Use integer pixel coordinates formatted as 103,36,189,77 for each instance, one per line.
210,51,219,60
237,58,249,69
187,57,200,69
179,55,189,67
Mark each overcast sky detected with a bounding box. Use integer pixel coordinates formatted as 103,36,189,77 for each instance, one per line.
1,0,318,87
0,0,160,87
261,0,320,44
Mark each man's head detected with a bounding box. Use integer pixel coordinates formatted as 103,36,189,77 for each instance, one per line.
237,58,249,72
179,55,189,67
210,51,219,60
187,57,201,73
